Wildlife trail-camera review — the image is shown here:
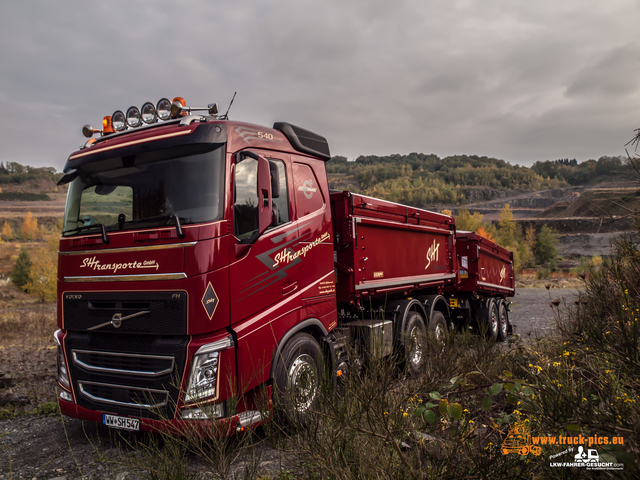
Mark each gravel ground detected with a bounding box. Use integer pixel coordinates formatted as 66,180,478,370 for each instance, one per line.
508,287,582,340
0,287,580,479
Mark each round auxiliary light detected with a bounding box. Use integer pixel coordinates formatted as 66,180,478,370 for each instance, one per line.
141,102,156,124
126,106,141,128
156,98,172,121
112,110,126,131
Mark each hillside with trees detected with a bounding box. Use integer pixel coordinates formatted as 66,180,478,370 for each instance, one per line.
328,153,567,207
531,156,635,185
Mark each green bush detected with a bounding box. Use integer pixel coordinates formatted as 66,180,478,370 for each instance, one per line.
11,251,32,289
534,225,559,265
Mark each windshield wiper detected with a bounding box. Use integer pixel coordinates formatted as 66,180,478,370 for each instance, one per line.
62,223,110,244
126,215,185,239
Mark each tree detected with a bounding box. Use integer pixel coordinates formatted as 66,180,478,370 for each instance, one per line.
477,226,495,242
2,221,14,240
21,212,38,240
11,250,32,289
534,225,559,265
26,235,58,302
497,204,517,246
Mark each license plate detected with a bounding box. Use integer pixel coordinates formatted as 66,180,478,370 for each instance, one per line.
103,414,140,431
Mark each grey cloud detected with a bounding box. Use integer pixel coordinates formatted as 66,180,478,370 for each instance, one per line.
1,0,640,169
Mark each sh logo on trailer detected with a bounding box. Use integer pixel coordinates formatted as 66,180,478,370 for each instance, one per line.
425,240,440,271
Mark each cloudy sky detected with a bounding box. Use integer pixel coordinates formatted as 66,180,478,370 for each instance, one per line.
2,0,640,170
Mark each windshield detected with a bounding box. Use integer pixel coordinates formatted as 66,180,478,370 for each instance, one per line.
63,145,225,236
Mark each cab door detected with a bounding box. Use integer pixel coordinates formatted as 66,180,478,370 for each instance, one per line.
229,150,300,326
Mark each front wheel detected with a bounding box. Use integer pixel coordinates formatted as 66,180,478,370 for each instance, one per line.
273,332,324,425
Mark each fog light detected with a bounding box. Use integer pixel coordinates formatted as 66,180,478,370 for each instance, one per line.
141,102,156,124
126,106,141,128
156,98,172,120
59,390,72,402
181,403,224,420
237,410,263,428
112,110,126,131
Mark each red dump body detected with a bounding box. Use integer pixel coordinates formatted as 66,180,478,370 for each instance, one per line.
330,191,457,304
453,231,515,296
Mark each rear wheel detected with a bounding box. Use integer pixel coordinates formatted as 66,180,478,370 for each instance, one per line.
481,300,499,341
273,332,324,425
498,301,509,341
403,311,426,375
429,310,448,344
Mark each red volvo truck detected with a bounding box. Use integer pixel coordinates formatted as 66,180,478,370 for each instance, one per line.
54,97,514,433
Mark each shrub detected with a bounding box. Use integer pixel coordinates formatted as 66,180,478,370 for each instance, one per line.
11,251,32,289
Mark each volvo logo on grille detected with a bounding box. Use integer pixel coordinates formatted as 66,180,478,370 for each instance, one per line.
87,310,151,331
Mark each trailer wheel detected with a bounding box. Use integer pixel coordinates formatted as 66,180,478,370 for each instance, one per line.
273,332,324,425
403,311,426,375
483,300,499,341
429,310,448,344
498,301,509,342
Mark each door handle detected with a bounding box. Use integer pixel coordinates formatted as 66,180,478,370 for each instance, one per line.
282,281,298,295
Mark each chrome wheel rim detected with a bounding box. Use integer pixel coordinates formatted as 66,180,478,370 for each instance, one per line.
491,309,498,335
288,354,317,412
409,326,423,365
500,309,507,337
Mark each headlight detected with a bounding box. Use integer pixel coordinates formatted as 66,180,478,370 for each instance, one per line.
184,336,233,404
54,330,70,389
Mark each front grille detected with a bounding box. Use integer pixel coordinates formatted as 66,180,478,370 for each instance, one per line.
65,332,188,420
63,291,187,335
78,381,169,409
72,350,175,377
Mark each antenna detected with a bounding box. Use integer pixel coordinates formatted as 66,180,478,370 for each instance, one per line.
222,91,237,120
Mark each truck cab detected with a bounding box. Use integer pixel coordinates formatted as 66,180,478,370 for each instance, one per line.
55,98,337,432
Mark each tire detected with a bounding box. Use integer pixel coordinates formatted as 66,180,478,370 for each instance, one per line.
403,311,426,375
273,332,324,425
483,300,499,341
498,301,509,342
429,310,448,344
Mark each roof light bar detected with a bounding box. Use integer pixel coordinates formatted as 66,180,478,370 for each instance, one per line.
81,96,224,138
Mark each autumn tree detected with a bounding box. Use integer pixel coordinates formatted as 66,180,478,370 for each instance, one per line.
26,234,58,302
21,212,38,240
2,221,14,240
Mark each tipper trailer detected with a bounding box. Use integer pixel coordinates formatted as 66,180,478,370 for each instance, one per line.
54,97,514,433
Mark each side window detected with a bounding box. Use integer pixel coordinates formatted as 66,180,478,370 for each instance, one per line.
268,159,290,228
293,163,324,218
233,158,258,240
